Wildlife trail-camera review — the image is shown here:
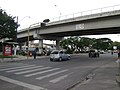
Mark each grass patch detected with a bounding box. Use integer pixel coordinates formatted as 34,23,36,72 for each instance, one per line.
0,55,17,58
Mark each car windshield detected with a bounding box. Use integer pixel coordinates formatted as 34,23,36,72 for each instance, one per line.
90,50,95,52
51,51,59,54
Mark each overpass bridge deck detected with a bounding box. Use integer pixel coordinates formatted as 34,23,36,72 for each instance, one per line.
18,4,120,33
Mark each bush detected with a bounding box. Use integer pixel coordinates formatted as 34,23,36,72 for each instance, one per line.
0,55,16,58
17,51,27,56
66,49,73,54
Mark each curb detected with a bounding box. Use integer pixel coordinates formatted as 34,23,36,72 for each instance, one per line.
0,56,49,63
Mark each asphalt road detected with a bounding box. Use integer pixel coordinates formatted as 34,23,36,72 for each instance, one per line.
0,53,118,90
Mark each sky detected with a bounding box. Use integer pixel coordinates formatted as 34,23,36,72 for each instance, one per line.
1,0,120,43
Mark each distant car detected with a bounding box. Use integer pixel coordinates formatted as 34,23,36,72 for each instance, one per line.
50,50,70,61
89,49,99,57
99,50,105,54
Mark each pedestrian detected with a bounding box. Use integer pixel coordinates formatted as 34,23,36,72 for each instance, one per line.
33,48,37,59
118,50,120,58
111,50,113,55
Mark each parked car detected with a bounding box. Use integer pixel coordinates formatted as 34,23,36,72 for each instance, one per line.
50,50,70,61
89,49,99,57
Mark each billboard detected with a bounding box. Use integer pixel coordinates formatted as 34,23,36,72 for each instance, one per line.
3,45,12,56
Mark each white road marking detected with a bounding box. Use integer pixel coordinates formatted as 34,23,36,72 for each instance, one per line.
15,67,52,75
0,75,46,90
49,74,68,83
36,69,68,80
6,66,43,72
24,68,60,77
0,65,35,71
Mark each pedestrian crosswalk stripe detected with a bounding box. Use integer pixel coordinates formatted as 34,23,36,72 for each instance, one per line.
15,67,52,75
49,74,68,83
0,63,24,67
6,66,43,73
36,69,68,80
0,75,46,90
24,68,60,77
0,65,35,71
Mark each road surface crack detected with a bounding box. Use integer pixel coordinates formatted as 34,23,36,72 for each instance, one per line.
66,73,96,90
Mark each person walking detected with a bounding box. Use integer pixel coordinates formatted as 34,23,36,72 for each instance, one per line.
111,50,113,55
117,50,120,78
118,50,120,58
33,48,37,59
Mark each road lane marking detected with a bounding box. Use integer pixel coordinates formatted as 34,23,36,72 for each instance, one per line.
24,68,60,77
49,74,68,83
6,66,43,72
36,69,68,80
0,75,46,90
0,65,35,71
15,67,52,75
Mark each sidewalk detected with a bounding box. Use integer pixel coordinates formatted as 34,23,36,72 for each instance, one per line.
71,61,120,90
0,55,49,63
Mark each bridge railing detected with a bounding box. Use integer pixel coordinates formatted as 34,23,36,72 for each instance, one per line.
18,4,120,32
50,4,120,22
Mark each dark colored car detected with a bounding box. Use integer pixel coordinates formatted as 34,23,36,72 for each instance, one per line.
89,49,99,57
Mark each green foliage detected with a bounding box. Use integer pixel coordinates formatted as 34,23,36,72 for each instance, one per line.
112,41,120,50
60,36,113,53
0,8,18,40
92,38,113,50
0,55,16,58
17,51,27,56
66,48,73,54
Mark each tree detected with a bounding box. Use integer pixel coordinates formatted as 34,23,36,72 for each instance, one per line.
79,37,94,50
111,41,120,50
92,38,113,50
0,8,18,40
60,36,94,53
60,37,73,53
60,36,113,53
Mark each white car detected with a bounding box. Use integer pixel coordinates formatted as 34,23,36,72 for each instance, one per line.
50,50,70,61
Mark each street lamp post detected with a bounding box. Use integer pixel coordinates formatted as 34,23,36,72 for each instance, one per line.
19,16,31,22
13,16,18,56
14,16,31,56
27,19,49,59
54,5,62,20
27,22,41,59
17,16,31,30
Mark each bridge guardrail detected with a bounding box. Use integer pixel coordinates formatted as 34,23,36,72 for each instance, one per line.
50,4,120,22
18,4,120,32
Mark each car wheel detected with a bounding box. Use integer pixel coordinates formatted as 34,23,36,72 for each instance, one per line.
59,57,62,61
98,54,99,57
50,58,53,61
68,56,70,60
89,53,91,57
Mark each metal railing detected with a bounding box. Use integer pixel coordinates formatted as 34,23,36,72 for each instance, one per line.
18,4,120,32
50,4,120,22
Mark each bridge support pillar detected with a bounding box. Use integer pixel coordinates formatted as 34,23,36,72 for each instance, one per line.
38,39,43,55
23,42,27,51
13,45,17,56
19,43,22,51
56,39,61,50
39,39,43,48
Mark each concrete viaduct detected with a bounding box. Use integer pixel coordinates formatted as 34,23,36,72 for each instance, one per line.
17,9,120,49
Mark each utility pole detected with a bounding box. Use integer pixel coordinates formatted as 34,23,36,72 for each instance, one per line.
54,5,62,20
14,16,18,56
